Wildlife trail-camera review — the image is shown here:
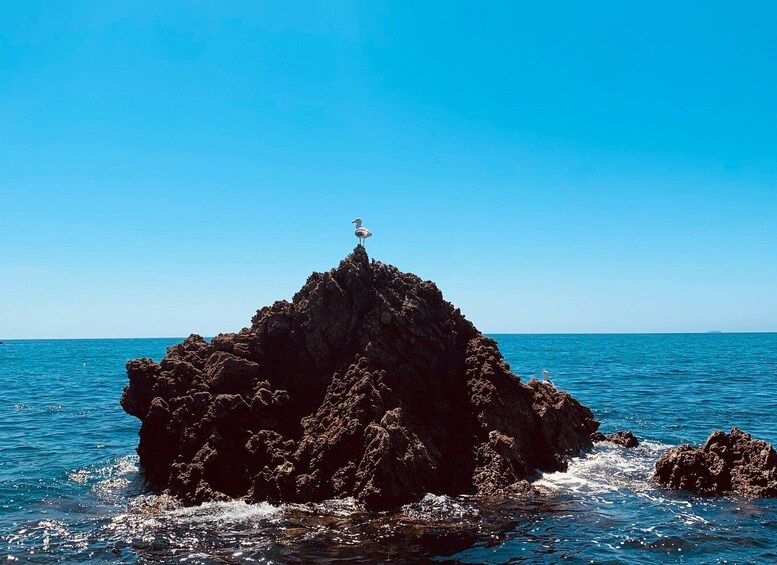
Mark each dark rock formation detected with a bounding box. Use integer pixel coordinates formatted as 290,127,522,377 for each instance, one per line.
121,246,599,511
591,430,639,448
654,428,777,497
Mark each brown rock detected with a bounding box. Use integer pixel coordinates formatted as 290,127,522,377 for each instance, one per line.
653,428,777,497
121,246,599,511
591,430,639,448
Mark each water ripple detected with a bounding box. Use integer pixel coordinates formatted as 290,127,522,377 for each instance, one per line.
1,334,776,563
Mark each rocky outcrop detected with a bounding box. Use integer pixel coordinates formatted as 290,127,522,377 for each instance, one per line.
121,246,599,511
654,428,777,497
591,430,639,448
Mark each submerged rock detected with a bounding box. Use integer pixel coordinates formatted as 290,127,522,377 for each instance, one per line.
591,430,639,448
653,428,777,497
121,246,599,511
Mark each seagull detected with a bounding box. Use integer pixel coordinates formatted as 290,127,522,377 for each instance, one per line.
542,370,556,388
352,217,372,246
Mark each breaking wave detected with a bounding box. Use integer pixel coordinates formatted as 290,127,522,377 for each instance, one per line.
536,440,673,496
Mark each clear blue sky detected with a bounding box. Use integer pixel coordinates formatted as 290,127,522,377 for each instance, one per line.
2,1,776,338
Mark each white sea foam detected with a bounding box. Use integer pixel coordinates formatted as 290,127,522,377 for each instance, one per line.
533,439,728,535
402,493,479,521
535,440,673,496
105,495,282,541
168,500,281,524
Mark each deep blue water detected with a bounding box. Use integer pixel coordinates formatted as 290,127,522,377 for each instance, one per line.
1,334,776,563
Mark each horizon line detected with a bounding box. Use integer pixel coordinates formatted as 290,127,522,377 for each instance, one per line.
2,331,776,341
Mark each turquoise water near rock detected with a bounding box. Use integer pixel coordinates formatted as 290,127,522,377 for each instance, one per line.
1,334,776,563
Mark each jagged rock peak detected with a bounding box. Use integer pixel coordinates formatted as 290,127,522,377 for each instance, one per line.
121,248,599,510
345,244,370,266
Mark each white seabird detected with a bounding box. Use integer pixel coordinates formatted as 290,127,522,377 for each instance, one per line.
352,217,372,246
542,370,556,388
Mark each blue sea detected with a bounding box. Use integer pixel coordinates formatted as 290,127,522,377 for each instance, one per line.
1,334,776,563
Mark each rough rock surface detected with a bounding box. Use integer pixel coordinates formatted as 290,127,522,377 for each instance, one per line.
654,428,777,497
591,431,639,448
121,247,599,510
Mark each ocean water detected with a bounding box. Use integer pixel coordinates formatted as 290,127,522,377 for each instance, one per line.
1,333,776,564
